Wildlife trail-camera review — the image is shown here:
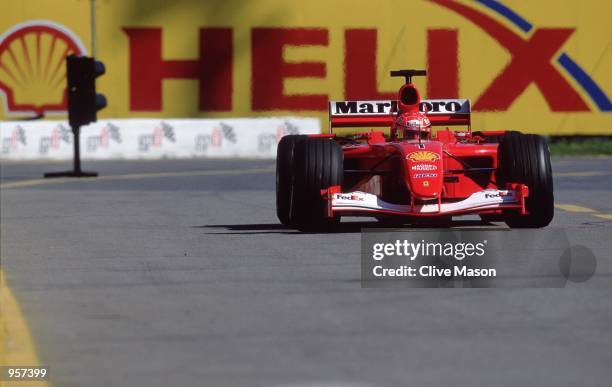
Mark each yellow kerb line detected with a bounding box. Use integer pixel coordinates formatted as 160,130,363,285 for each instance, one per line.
555,171,610,177
555,204,612,221
593,214,612,220
0,270,51,386
554,204,596,213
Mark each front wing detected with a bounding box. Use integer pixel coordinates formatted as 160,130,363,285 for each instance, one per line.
323,185,528,218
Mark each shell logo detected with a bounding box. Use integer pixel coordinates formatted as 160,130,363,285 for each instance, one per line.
0,20,87,117
407,151,440,162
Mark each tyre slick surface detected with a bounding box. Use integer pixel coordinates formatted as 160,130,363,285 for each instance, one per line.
291,137,343,231
498,131,554,228
276,135,306,226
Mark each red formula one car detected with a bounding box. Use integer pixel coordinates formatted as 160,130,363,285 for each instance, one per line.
276,70,553,230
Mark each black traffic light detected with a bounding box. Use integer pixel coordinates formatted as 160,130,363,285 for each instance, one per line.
66,55,107,129
44,55,105,178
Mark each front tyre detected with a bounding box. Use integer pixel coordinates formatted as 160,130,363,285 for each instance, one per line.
497,132,554,228
291,137,344,231
276,135,306,225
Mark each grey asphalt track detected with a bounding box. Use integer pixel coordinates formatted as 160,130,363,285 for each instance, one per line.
1,157,611,387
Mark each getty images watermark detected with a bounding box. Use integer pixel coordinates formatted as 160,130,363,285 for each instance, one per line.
361,228,600,288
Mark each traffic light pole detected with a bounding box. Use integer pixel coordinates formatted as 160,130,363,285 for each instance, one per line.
91,0,96,58
44,124,98,178
73,126,82,174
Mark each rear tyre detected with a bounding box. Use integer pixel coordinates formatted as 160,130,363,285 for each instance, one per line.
497,132,554,228
291,137,344,231
276,135,306,225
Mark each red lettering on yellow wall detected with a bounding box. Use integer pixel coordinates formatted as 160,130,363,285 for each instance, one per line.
251,28,328,111
123,27,233,111
431,0,589,112
474,28,588,111
427,29,458,99
344,29,395,100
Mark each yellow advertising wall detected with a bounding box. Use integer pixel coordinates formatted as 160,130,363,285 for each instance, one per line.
1,0,611,134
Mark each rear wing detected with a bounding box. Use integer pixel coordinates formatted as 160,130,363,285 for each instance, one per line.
328,99,471,129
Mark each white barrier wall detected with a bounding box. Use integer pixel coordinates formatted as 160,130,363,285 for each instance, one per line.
0,118,321,160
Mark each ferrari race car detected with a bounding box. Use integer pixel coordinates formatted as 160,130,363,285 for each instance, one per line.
276,69,553,230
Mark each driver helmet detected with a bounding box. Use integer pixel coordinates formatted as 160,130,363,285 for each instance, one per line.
393,111,431,140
